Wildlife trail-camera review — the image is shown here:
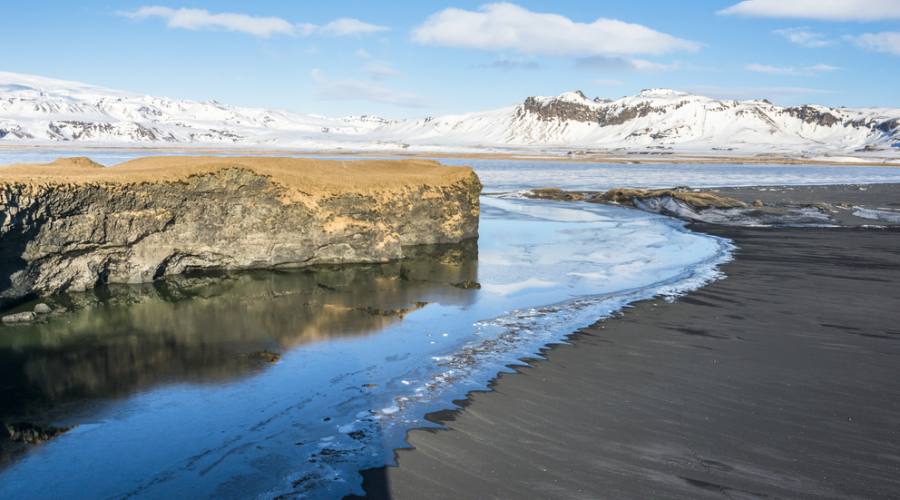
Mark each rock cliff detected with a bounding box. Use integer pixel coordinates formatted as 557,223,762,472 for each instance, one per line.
0,156,481,306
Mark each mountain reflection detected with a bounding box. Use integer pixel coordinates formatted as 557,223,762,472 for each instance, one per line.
0,241,478,431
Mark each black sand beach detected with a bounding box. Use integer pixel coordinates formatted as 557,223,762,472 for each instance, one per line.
357,188,900,499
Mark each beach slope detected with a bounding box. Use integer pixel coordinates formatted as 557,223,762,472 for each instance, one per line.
360,187,900,499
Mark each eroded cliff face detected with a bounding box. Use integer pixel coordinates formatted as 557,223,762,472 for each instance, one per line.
0,157,481,305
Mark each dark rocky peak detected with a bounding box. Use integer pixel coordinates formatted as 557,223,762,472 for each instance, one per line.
876,118,899,134
522,93,600,123
597,103,659,126
522,90,675,126
783,105,841,127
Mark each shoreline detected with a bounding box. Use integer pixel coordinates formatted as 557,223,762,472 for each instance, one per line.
354,185,900,499
0,180,728,498
1,144,899,167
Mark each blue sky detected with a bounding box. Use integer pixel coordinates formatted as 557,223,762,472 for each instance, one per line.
2,1,899,117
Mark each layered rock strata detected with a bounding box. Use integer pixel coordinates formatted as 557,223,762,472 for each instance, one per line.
0,156,481,305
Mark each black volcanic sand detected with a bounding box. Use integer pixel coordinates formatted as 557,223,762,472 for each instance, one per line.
356,187,900,499
715,183,900,227
714,182,900,207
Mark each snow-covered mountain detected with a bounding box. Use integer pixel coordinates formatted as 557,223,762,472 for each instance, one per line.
1,71,898,156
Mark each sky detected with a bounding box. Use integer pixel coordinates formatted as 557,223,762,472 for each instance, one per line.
2,1,900,117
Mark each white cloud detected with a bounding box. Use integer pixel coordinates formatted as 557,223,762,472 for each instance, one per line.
746,63,792,74
479,57,540,70
689,85,834,102
413,2,699,56
121,6,295,37
719,0,900,21
774,27,832,48
593,79,624,86
120,6,387,38
320,18,389,36
576,56,680,72
295,23,319,37
746,63,839,75
846,32,900,55
630,59,681,71
807,63,840,72
353,50,401,79
363,62,401,79
310,69,424,107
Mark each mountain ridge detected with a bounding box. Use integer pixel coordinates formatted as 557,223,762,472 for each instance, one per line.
1,71,898,156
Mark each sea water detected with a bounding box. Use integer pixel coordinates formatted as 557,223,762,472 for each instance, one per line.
0,196,731,498
3,150,900,191
3,151,899,497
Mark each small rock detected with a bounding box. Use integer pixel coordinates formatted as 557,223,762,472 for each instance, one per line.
5,422,72,444
452,280,482,290
2,311,36,324
248,350,281,363
524,188,585,201
33,303,52,314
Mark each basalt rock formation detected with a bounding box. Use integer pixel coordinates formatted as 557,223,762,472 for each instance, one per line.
0,156,481,306
524,186,840,226
525,186,746,209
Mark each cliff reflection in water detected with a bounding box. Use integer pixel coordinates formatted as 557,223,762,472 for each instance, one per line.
0,241,478,428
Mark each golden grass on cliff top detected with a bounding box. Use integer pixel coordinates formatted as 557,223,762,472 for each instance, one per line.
0,156,477,193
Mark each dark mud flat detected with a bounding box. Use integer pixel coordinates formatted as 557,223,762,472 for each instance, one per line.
358,211,900,497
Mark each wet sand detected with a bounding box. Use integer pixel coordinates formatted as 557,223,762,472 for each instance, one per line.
714,182,900,207
357,189,900,498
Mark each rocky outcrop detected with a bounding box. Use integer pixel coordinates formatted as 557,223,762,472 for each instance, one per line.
0,125,34,140
47,120,176,142
783,106,840,127
512,90,900,149
525,185,876,227
522,91,599,122
594,187,747,209
0,157,481,306
526,186,746,209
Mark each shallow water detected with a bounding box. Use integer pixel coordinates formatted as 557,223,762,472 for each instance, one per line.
2,149,900,191
1,150,895,497
441,158,900,191
0,196,731,498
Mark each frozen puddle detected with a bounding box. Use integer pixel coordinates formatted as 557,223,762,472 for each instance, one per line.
0,197,732,499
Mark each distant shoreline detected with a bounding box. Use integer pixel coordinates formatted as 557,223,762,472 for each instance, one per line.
1,144,898,167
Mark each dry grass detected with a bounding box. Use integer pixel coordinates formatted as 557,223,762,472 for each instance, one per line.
0,156,476,194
